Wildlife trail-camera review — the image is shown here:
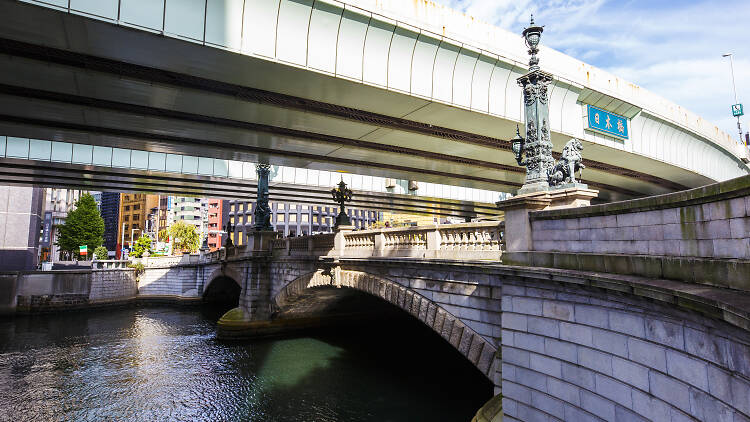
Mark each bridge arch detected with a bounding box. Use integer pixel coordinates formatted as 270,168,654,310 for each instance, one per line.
273,269,498,381
203,266,242,306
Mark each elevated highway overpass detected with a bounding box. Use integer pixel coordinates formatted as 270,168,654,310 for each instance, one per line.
1,0,748,203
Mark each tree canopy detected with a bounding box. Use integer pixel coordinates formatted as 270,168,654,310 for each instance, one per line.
168,221,200,254
94,246,108,260
56,193,105,260
130,235,153,258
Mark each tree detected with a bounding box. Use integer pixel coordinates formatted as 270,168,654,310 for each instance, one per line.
168,221,200,254
56,193,104,260
158,229,168,243
130,235,153,258
94,246,108,260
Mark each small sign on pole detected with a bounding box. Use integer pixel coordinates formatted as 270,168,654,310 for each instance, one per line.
79,245,88,256
732,103,744,117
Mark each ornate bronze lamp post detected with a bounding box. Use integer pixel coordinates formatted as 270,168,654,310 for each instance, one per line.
253,163,274,231
331,179,353,228
514,15,555,194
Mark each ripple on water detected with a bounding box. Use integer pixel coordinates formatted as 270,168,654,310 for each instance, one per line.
0,307,492,421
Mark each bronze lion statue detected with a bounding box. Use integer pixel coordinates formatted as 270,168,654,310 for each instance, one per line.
549,138,585,186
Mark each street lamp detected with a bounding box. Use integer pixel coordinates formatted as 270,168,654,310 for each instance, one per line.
722,53,744,143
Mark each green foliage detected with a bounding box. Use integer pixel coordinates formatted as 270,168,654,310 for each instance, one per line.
168,221,200,254
130,235,153,258
56,193,104,260
93,246,109,260
127,261,145,277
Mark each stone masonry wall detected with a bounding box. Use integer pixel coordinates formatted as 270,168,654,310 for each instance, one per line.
502,277,750,422
89,269,136,301
532,195,750,259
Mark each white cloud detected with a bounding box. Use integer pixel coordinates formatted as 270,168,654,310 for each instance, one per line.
435,0,750,141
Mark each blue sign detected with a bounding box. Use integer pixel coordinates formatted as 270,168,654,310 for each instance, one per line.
732,104,744,117
586,105,628,139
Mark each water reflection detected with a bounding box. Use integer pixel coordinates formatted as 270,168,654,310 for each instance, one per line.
0,306,492,421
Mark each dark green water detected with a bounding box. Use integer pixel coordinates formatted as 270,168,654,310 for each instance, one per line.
0,306,492,421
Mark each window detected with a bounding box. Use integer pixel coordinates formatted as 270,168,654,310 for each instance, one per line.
133,224,139,230
231,204,235,212
124,215,130,221
132,214,139,221
238,232,243,246
134,204,140,210
289,204,297,210
302,214,309,222
277,214,285,222
289,214,297,222
124,205,130,211
230,217,235,224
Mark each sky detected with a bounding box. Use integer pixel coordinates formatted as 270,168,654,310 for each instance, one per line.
435,0,750,142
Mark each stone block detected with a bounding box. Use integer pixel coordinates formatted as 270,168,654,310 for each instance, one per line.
527,287,557,299
664,223,686,240
459,329,473,356
609,311,645,337
706,365,733,403
731,376,750,416
548,377,580,406
634,224,663,241
449,321,464,348
478,344,495,375
504,347,531,368
531,390,565,419
730,217,750,239
528,316,560,338
530,353,562,378
603,254,632,275
614,405,649,422
515,332,545,354
662,257,695,283
516,402,550,422
440,316,454,340
611,356,649,391
592,328,628,358
553,253,580,271
729,341,750,379
580,390,615,422
689,388,735,422
578,347,612,375
595,373,632,408
561,361,595,390
705,219,732,239
502,296,513,312
512,297,543,316
545,338,577,363
426,303,437,327
516,366,548,392
502,330,514,346
631,389,671,421
645,318,685,350
617,213,636,227
628,338,667,371
560,322,593,347
543,301,575,322
714,238,749,259
503,313,528,331
563,404,599,422
573,306,607,330
503,381,532,404
649,371,691,413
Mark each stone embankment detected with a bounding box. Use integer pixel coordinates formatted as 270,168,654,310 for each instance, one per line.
0,268,137,314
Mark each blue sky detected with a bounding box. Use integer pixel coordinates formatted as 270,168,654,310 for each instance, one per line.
436,0,750,143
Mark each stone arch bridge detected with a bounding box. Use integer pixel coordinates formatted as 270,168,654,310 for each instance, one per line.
134,172,750,422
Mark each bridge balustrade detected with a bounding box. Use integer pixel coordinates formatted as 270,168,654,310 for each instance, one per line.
265,221,504,260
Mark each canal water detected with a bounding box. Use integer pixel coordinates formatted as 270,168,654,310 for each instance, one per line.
0,305,493,421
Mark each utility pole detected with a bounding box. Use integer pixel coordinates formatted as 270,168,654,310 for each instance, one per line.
723,53,744,143
120,222,125,260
